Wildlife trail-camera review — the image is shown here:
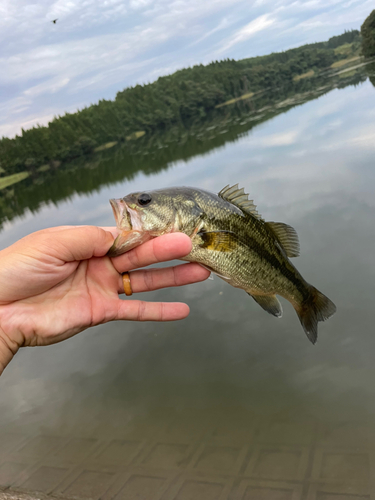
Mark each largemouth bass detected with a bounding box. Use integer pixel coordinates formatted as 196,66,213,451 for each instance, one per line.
108,184,336,343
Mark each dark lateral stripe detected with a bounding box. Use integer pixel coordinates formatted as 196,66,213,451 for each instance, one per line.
245,233,310,301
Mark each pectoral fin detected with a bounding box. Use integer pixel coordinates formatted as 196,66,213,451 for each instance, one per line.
248,293,283,318
197,230,238,252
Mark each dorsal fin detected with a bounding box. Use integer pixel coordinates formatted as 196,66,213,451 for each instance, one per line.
265,221,300,258
218,184,263,220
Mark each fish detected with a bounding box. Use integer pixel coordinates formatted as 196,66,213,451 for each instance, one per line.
108,184,336,343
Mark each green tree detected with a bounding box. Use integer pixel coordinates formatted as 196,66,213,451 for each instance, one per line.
327,30,360,48
361,10,375,57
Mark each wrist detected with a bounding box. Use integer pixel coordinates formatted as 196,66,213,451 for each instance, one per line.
0,320,19,375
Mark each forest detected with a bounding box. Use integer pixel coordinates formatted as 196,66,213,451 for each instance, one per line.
0,28,365,178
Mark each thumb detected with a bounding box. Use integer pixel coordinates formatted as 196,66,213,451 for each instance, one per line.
9,226,115,263
46,226,115,262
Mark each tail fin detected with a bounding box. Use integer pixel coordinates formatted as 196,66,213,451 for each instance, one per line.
296,286,336,344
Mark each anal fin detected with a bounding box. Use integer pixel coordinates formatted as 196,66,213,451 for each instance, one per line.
249,294,283,318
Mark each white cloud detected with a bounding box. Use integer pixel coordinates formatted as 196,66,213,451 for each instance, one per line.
219,14,275,53
0,0,246,88
0,95,31,115
24,77,70,97
0,112,54,138
130,0,155,9
189,16,233,47
297,0,373,29
0,99,87,138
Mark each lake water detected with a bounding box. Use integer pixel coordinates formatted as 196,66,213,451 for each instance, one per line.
1,68,375,498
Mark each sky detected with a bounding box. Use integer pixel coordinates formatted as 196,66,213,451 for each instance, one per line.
0,0,373,139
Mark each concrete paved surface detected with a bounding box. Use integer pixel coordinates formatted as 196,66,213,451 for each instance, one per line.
1,410,375,499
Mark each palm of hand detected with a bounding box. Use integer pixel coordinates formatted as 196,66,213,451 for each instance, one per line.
0,227,120,347
5,257,121,347
0,226,209,353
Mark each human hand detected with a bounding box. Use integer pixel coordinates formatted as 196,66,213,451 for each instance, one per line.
0,226,209,374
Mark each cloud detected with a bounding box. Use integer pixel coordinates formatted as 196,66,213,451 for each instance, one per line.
0,112,54,138
294,0,373,29
219,14,275,53
130,0,155,9
189,16,233,47
24,77,70,97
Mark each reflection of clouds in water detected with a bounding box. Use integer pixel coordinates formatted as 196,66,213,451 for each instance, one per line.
0,374,50,422
247,162,355,217
316,118,343,135
187,278,249,324
347,128,375,149
250,130,299,147
0,320,146,428
318,124,375,152
294,364,370,392
312,91,350,118
76,203,112,222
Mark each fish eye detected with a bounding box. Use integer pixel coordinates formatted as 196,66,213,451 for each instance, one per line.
138,193,152,206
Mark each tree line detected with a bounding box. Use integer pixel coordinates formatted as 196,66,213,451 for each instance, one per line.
0,28,365,177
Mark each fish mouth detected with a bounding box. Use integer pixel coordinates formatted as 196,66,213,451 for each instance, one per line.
108,198,149,257
110,198,132,230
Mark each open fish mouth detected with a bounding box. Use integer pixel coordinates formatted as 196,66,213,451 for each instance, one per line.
109,198,132,230
107,198,150,257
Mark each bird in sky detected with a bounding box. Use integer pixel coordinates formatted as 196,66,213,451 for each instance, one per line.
51,19,58,24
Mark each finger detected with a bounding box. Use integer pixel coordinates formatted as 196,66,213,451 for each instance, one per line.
47,226,119,240
116,300,190,321
111,233,192,273
99,226,121,239
33,226,115,262
39,226,79,232
33,225,116,234
118,263,210,294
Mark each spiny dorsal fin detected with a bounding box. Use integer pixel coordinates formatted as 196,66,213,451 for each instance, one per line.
218,184,262,220
265,221,300,258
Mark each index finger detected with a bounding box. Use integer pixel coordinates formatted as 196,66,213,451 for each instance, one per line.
111,233,192,272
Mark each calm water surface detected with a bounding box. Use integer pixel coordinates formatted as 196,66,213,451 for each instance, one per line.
1,75,375,497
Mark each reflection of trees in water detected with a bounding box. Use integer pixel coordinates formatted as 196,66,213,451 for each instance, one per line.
0,72,369,230
365,62,375,87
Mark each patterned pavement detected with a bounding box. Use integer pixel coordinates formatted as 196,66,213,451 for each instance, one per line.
1,411,374,500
